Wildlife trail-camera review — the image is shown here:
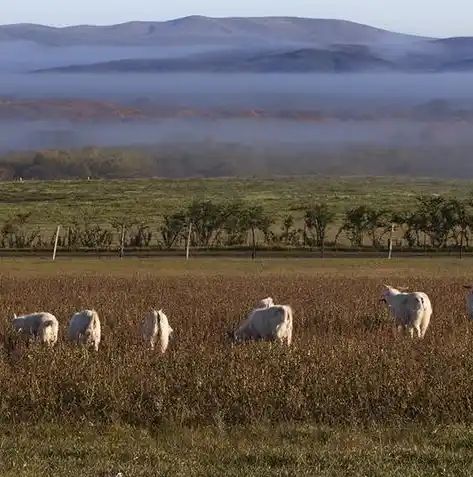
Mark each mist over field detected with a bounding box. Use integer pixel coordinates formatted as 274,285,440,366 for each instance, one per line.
3,72,473,107
1,16,473,177
1,72,473,153
2,117,473,153
0,43,237,73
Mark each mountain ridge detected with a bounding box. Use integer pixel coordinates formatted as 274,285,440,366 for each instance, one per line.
31,44,473,74
33,46,399,73
4,16,473,74
0,15,433,46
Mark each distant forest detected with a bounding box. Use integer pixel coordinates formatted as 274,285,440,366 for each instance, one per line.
0,142,472,180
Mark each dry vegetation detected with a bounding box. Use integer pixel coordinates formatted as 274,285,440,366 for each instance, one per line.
1,257,473,428
1,257,473,475
2,97,473,122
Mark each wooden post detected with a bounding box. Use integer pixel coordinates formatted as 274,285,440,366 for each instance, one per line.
388,223,394,259
251,226,256,260
52,225,60,261
120,225,125,259
186,222,192,260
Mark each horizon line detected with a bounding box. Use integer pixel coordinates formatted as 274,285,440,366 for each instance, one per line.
0,15,431,38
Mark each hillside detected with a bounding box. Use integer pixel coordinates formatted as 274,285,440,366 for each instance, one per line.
34,46,397,73
28,38,473,75
9,16,473,74
32,43,473,73
437,58,473,72
0,16,429,47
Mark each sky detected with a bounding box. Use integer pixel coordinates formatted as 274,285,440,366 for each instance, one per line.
3,0,473,38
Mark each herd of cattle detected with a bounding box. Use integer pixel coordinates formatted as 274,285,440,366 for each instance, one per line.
7,284,473,352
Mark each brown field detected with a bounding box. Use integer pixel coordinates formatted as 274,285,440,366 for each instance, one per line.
1,257,473,475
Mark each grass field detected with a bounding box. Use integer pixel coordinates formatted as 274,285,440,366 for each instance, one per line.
1,257,473,475
1,176,473,229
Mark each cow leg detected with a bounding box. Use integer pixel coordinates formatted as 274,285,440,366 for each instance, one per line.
286,326,293,346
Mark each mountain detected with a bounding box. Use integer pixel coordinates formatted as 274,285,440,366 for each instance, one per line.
396,36,473,71
32,39,473,74
428,36,473,51
32,45,397,73
0,16,430,47
437,58,473,72
5,16,473,74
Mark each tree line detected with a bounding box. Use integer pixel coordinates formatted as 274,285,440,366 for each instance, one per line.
2,142,473,180
3,194,473,254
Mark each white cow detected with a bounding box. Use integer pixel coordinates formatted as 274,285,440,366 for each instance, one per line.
142,309,173,353
67,309,101,351
462,285,473,320
255,297,274,309
229,304,293,346
380,284,432,339
10,312,59,346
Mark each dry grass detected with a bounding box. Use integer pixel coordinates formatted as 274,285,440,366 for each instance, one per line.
2,257,473,475
1,257,473,429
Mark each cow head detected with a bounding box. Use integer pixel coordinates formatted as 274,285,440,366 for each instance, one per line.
380,284,401,307
380,284,393,304
380,284,408,302
256,297,274,309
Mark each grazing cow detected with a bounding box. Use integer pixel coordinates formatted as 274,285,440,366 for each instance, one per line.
462,285,473,320
255,297,274,309
10,312,59,346
67,309,101,351
380,284,432,339
142,309,173,353
229,304,293,346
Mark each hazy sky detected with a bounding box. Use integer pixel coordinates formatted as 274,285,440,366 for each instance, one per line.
4,0,472,37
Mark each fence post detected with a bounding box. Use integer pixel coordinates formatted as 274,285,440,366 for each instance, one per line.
186,222,192,260
251,226,256,260
52,225,61,261
120,225,125,259
388,223,394,259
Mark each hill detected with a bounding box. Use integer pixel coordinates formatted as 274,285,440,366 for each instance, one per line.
10,17,473,74
32,42,473,73
0,16,429,47
34,45,397,73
